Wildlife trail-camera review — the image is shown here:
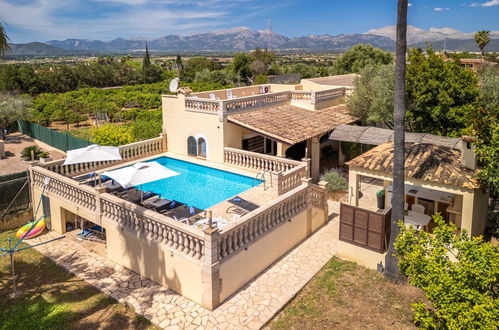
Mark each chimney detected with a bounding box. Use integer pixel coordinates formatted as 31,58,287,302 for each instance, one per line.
461,136,477,170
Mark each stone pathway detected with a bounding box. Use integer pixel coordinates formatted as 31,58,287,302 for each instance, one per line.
28,201,340,329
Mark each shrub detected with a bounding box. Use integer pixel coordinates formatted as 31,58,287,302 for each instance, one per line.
131,117,162,141
320,169,348,192
91,124,133,146
20,145,47,160
395,214,499,329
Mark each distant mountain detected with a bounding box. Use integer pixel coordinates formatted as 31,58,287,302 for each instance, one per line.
9,26,499,56
7,42,96,56
366,25,499,46
44,27,394,53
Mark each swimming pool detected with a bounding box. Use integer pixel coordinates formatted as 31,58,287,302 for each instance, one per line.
136,157,261,209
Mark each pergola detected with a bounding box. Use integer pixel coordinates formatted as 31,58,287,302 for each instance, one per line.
329,124,463,165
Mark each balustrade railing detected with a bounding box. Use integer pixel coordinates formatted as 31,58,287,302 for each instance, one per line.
223,91,290,111
185,98,220,113
290,90,312,101
101,194,205,260
277,164,308,195
314,87,345,103
32,167,97,212
224,147,302,173
41,136,165,176
310,184,328,209
218,184,309,260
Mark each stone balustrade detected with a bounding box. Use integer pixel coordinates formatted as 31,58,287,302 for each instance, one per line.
101,194,205,260
224,147,302,173
277,163,309,195
314,87,345,103
184,88,346,114
290,90,312,101
185,98,221,113
41,136,165,176
222,91,290,111
32,167,98,212
310,183,328,209
218,184,310,260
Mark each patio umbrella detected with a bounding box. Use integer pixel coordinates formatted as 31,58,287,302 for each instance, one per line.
63,144,122,165
101,161,180,189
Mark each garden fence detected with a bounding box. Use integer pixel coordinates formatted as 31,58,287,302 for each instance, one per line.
0,171,31,218
17,120,91,152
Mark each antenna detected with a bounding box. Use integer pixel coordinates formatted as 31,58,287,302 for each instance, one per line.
267,18,272,50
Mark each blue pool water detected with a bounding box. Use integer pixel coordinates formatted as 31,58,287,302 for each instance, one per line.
136,157,260,209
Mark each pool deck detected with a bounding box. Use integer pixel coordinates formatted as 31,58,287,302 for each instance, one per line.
28,200,340,329
95,151,278,225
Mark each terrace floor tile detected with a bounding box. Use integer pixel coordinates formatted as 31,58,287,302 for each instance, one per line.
27,200,340,329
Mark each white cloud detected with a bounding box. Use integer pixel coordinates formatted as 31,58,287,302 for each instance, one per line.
0,0,269,42
434,7,450,11
408,2,412,7
470,0,499,7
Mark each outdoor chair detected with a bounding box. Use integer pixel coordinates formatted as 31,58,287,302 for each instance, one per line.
411,204,425,214
226,196,259,217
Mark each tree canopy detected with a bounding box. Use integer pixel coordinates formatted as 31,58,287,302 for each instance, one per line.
347,64,394,128
348,47,480,137
331,44,393,75
406,48,479,136
0,94,31,139
0,22,10,57
395,215,499,329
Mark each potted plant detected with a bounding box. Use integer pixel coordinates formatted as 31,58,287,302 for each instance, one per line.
376,189,385,209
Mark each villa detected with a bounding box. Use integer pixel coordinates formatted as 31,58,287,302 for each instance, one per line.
27,78,356,310
27,74,489,312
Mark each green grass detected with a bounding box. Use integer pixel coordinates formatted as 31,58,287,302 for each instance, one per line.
267,257,423,330
0,230,159,330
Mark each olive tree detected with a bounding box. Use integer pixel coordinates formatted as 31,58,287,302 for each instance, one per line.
0,94,31,139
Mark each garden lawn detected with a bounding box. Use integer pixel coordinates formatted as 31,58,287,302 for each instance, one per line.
0,230,159,330
267,257,424,329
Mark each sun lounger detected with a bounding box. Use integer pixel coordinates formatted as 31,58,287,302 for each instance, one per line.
163,205,205,224
118,189,158,203
146,198,183,211
226,196,259,216
103,180,124,193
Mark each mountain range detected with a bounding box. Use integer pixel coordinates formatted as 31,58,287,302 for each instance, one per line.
7,25,499,56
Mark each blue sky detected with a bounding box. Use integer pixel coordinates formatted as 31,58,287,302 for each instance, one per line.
1,0,498,43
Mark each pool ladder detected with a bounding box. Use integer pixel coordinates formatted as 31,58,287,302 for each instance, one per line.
253,169,272,190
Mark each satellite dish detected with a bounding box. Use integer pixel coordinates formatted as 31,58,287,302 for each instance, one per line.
169,78,179,93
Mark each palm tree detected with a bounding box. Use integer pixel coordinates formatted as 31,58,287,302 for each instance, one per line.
384,0,408,282
474,30,490,57
0,21,11,57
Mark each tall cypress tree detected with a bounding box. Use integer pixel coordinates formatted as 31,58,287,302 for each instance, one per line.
143,43,151,68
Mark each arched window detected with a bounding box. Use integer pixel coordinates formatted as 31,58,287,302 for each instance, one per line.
187,136,197,156
198,137,207,158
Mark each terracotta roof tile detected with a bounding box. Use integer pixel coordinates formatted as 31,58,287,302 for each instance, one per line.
228,104,358,145
347,142,479,190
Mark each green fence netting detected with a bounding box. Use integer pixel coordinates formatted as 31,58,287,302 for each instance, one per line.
17,120,91,152
0,171,30,217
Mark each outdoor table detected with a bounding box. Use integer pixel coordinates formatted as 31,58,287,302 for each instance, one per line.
404,210,431,230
